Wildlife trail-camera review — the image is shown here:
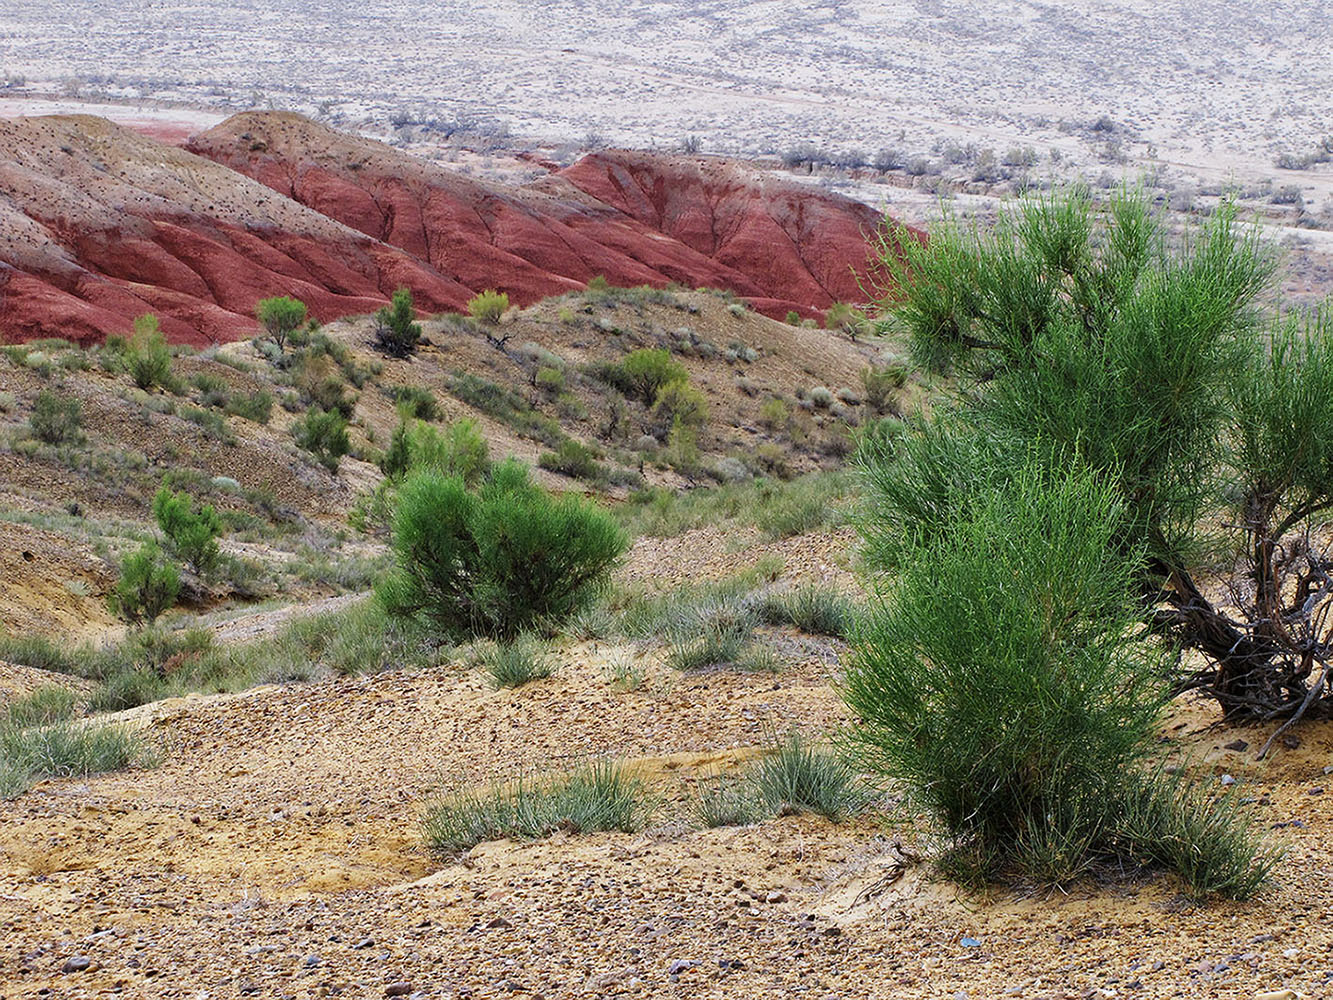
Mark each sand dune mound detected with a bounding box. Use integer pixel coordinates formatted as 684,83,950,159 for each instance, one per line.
0,111,905,345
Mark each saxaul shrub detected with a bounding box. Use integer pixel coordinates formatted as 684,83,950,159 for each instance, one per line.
108,542,180,625
378,459,628,640
152,485,221,576
373,288,423,357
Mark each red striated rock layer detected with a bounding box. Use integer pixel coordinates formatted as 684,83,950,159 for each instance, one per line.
0,111,911,346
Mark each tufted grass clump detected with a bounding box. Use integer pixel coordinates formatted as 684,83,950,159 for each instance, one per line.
691,775,766,828
0,720,150,799
757,583,854,638
4,686,77,728
422,760,649,855
751,731,868,822
482,635,554,689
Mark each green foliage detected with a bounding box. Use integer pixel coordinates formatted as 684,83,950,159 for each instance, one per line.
422,760,648,855
0,721,148,800
381,417,490,484
538,438,603,481
373,288,423,357
534,365,565,395
784,310,802,325
468,288,510,324
445,372,565,447
378,460,629,640
752,732,867,822
294,408,350,472
390,384,440,421
127,314,173,390
153,485,222,576
618,348,688,405
255,296,309,352
29,390,83,445
860,365,908,414
481,635,555,689
225,390,274,424
757,583,854,637
651,379,708,433
109,542,180,625
4,686,76,728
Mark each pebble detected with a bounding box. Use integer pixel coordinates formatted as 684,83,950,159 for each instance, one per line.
1220,774,1237,786
304,954,321,968
61,956,91,974
353,937,375,949
960,937,981,949
385,983,412,997
668,959,697,975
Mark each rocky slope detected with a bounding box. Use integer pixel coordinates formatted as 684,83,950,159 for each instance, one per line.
0,111,911,346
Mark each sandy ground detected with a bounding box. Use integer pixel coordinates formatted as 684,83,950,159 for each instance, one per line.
0,530,1331,998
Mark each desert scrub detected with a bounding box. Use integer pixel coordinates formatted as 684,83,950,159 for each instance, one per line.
444,371,566,447
467,288,510,325
255,296,308,353
481,635,554,689
0,721,151,799
381,417,490,484
537,438,604,481
752,731,867,822
378,460,627,640
604,652,646,692
616,470,852,539
28,390,83,445
126,314,174,391
4,686,77,728
373,287,424,357
422,760,649,855
108,542,180,625
153,484,222,576
388,384,441,422
293,407,351,472
692,775,765,828
757,583,855,638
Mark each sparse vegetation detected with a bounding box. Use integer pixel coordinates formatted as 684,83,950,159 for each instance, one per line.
153,485,222,576
752,731,867,822
126,314,173,390
421,760,648,855
373,287,423,357
0,720,150,800
468,288,510,325
757,583,853,638
481,634,555,688
28,389,83,445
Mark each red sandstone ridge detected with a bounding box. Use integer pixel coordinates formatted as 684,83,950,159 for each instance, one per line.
187,113,908,320
0,111,912,345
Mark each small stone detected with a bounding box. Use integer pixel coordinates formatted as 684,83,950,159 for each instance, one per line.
385,984,412,998
1310,787,1324,795
667,959,697,975
960,936,981,948
353,937,375,950
1281,735,1301,749
1220,774,1237,786
486,917,512,929
61,956,91,974
822,925,842,938
1224,739,1249,752
766,891,787,903
304,955,321,968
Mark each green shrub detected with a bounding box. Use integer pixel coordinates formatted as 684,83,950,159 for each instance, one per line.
861,365,908,414
88,668,171,713
294,408,350,472
191,372,231,407
153,485,222,576
373,288,423,357
446,372,565,446
421,760,648,855
256,296,308,352
382,417,490,484
651,379,708,434
225,390,274,424
29,390,83,445
784,310,802,325
534,365,565,395
179,404,234,443
758,397,790,431
482,635,554,689
126,315,173,390
4,686,76,728
752,732,867,822
108,543,180,625
538,438,603,481
844,459,1274,891
619,348,687,404
390,384,440,421
468,288,510,325
0,721,148,799
378,460,628,640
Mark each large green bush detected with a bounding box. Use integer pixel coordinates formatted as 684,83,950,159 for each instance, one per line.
255,296,308,352
851,186,1285,895
381,417,490,484
108,542,180,625
153,485,222,576
377,460,628,640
